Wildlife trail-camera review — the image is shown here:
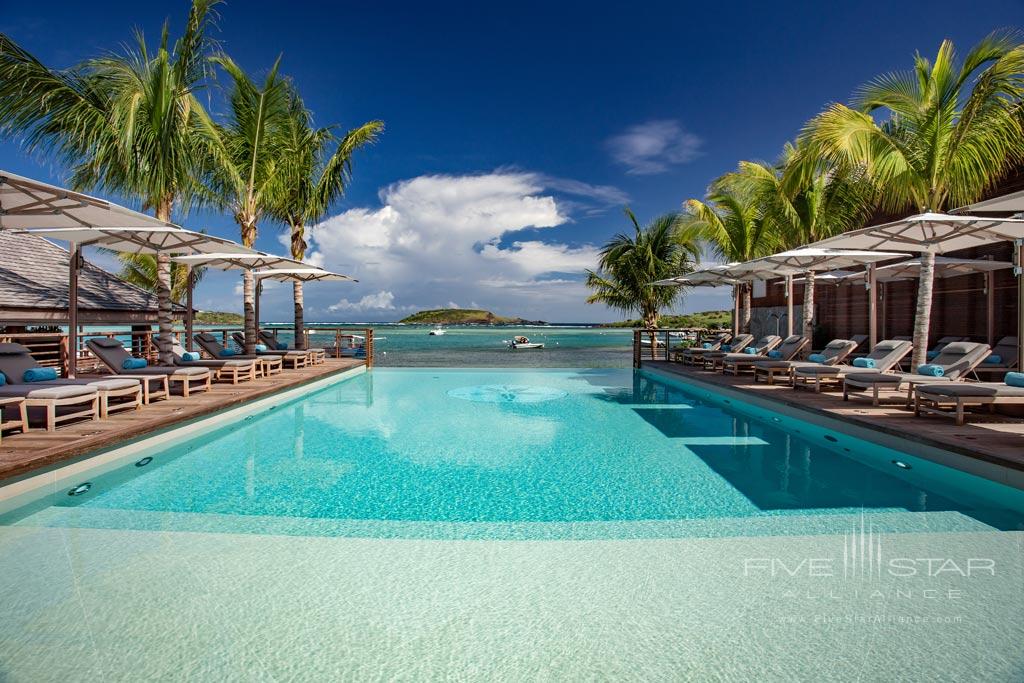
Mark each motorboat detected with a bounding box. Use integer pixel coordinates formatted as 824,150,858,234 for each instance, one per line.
428,325,446,336
508,335,544,350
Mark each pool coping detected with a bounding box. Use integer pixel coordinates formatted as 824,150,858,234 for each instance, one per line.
0,365,366,512
642,365,1024,491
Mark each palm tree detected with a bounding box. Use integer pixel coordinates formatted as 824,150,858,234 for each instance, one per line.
0,0,220,364
800,32,1024,366
734,151,873,340
267,93,383,348
585,209,700,330
198,54,292,353
677,178,780,332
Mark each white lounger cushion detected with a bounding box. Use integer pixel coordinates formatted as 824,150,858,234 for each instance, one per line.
0,384,96,399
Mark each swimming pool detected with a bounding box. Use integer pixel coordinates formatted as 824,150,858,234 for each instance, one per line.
2,368,1022,680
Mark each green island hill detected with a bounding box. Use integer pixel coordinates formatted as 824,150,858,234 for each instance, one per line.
193,310,244,325
399,309,546,325
602,310,732,329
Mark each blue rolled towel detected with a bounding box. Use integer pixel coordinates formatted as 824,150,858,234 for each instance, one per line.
926,350,939,360
277,342,289,351
808,353,826,364
220,348,238,357
852,357,876,369
121,358,147,370
721,345,732,352
255,344,268,352
23,367,58,382
1005,372,1024,388
984,355,1002,365
702,342,713,349
916,364,945,377
182,351,200,362
0,373,6,386
768,350,782,359
744,347,757,354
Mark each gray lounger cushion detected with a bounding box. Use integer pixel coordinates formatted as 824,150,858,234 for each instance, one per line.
796,339,913,377
0,384,96,399
915,383,1024,398
89,338,208,377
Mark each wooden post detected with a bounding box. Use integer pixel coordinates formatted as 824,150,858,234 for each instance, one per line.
880,282,887,341
1017,240,1023,370
633,329,642,368
185,265,195,351
67,243,80,378
867,263,877,350
785,274,794,337
986,270,995,348
365,328,374,367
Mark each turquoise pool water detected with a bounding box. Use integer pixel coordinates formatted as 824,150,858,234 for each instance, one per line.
5,368,1023,537
2,368,1023,681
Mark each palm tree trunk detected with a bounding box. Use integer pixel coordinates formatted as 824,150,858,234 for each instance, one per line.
910,252,935,369
802,271,815,341
155,199,174,365
240,216,258,355
293,280,305,350
741,283,751,333
290,221,306,350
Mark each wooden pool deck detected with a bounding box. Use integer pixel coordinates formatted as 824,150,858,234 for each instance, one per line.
643,361,1024,477
0,358,364,483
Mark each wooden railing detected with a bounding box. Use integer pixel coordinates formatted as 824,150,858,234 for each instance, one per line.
0,326,375,376
632,328,728,367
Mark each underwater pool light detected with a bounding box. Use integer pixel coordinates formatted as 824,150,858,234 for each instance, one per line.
135,457,153,467
892,460,912,470
68,482,91,496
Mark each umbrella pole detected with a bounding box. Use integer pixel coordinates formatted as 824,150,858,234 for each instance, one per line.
255,278,262,340
1018,239,1023,370
733,286,740,336
986,270,994,348
785,275,793,337
185,265,195,352
867,264,877,350
67,243,80,379
880,282,887,340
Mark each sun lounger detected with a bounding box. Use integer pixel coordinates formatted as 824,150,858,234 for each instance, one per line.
749,338,856,386
792,339,913,392
231,332,307,369
700,334,755,369
914,373,1024,425
720,337,806,385
843,341,991,406
171,343,258,384
0,344,100,431
716,335,784,374
87,337,211,402
258,330,326,365
0,342,141,418
675,332,732,365
739,336,810,384
925,336,967,361
193,333,283,376
973,336,1018,379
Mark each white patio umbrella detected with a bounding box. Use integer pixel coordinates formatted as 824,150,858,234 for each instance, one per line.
811,212,1024,366
958,189,1024,214
171,253,309,352
838,257,1013,345
0,171,253,373
724,248,908,342
253,268,358,349
652,265,744,334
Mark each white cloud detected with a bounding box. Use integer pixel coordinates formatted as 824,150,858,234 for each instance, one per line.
302,171,610,320
606,120,702,175
328,290,396,312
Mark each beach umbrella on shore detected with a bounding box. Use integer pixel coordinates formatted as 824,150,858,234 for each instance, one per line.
171,253,309,352
810,212,1024,367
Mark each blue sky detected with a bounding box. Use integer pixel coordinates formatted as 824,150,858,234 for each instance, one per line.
2,1,1021,322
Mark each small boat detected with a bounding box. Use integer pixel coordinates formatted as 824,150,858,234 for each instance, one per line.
508,335,544,350
638,337,666,348
428,325,446,336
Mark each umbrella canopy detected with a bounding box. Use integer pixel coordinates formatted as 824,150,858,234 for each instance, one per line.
743,247,910,272
254,268,357,283
0,171,171,231
958,189,1024,214
811,212,1024,253
14,226,240,254
839,256,1013,282
171,252,303,270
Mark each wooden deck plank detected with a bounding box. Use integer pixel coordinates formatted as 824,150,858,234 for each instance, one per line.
643,361,1024,472
0,359,364,482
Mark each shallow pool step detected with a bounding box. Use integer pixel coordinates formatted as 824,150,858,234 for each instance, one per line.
8,505,999,541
